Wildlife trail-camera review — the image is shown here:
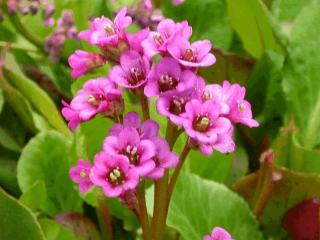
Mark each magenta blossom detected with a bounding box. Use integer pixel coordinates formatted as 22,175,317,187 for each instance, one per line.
198,126,235,155
222,81,259,128
79,8,132,47
147,137,179,179
69,160,93,193
182,99,232,144
103,127,156,176
144,57,197,97
126,28,150,53
168,38,216,67
157,77,204,125
68,50,106,78
203,227,232,240
109,50,150,89
109,111,159,140
141,19,192,59
90,152,139,197
61,78,123,131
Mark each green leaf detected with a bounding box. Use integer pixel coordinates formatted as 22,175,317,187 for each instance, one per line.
17,131,82,216
4,69,71,137
20,180,47,213
0,126,22,152
282,2,320,148
0,189,45,240
0,25,16,41
226,0,283,58
0,158,20,196
184,150,233,183
271,0,311,22
39,218,77,240
167,173,262,240
161,0,233,51
273,122,320,174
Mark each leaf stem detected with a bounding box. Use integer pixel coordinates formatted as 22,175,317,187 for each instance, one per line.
97,198,114,240
151,121,178,240
139,93,150,120
166,140,190,212
137,181,151,240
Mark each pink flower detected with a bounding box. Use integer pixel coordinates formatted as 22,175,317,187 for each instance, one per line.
146,137,179,179
156,76,204,125
198,126,235,155
79,8,132,47
141,19,192,59
126,28,150,53
90,152,139,197
69,160,93,193
109,50,150,89
182,99,232,145
68,50,106,78
203,227,232,240
61,78,123,130
222,81,259,128
103,127,156,176
168,38,216,67
109,111,159,140
144,57,197,97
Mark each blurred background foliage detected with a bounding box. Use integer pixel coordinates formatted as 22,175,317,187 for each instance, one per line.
0,0,320,239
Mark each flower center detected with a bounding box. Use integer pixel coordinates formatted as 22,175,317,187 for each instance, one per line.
153,33,164,46
129,67,144,86
87,95,99,106
123,145,139,165
107,167,124,185
80,170,87,178
238,103,246,113
105,24,115,35
159,74,178,92
193,114,211,132
202,90,212,101
169,96,186,115
183,48,196,62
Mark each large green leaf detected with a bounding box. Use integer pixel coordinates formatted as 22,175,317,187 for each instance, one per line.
184,150,233,183
226,0,283,58
282,2,320,148
0,126,22,152
0,189,45,240
167,173,262,240
17,131,82,216
4,69,71,137
161,0,233,51
20,180,47,213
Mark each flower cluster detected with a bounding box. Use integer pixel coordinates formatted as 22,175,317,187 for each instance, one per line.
45,10,78,62
70,112,178,197
4,0,55,25
64,8,258,198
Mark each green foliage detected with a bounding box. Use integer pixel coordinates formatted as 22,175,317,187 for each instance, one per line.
167,173,262,240
226,0,283,58
161,0,233,51
17,131,82,216
282,1,320,148
0,189,45,240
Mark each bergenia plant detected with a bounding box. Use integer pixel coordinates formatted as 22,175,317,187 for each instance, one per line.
63,6,258,240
